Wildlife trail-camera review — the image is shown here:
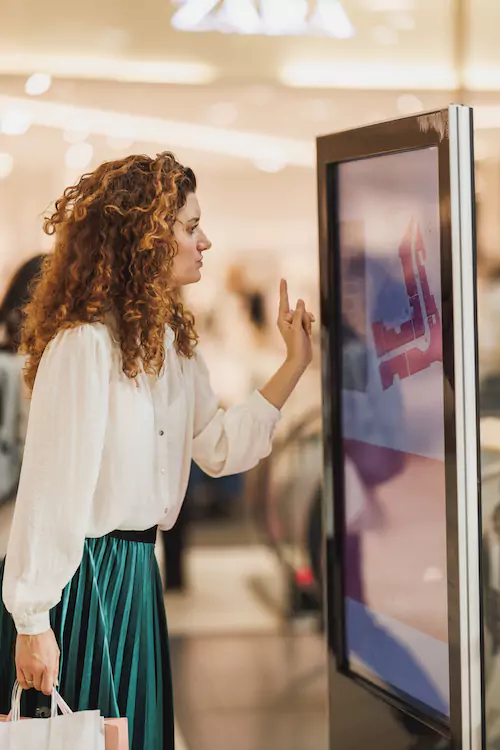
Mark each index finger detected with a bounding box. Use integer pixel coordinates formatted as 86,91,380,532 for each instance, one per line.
279,279,290,315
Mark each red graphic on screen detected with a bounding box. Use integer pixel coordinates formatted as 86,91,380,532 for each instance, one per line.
371,218,442,390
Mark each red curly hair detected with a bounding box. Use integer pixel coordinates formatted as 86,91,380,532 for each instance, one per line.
21,151,199,392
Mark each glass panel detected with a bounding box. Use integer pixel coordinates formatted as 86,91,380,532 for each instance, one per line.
337,147,450,721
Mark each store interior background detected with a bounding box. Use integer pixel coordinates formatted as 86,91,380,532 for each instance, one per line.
3,1,500,749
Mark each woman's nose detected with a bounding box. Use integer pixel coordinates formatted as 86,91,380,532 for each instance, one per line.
198,235,212,252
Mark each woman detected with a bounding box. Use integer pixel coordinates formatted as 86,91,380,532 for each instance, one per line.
0,254,47,353
0,152,314,748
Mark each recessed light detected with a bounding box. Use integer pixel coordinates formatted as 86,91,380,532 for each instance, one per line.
0,94,315,167
1,110,31,135
25,73,52,96
0,53,216,85
0,152,13,179
280,60,456,90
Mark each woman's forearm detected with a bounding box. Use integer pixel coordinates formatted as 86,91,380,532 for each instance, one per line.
259,357,307,411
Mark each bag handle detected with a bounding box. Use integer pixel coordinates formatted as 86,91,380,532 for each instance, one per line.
8,680,73,722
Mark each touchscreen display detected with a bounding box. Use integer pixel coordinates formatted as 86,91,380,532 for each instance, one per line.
337,147,450,719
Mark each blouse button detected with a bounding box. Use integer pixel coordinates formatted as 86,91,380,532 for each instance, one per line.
160,468,165,475
159,430,165,436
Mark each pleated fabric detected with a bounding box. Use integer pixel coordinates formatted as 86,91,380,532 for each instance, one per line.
0,532,175,750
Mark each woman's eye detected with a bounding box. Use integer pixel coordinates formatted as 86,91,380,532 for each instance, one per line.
189,225,199,235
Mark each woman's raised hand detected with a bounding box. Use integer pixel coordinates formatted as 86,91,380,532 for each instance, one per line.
277,279,315,371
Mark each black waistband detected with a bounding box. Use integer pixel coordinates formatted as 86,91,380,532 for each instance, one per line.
107,526,158,544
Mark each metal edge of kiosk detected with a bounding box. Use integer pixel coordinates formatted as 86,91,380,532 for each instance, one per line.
448,104,483,750
317,105,483,750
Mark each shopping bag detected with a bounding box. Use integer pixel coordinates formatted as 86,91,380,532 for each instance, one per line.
0,682,129,750
0,680,105,749
103,718,130,750
53,692,129,750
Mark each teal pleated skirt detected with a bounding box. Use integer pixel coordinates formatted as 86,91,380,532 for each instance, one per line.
0,528,175,750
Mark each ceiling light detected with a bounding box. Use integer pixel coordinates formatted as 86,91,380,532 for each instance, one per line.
0,95,315,168
171,0,223,31
0,110,31,135
309,0,355,39
65,142,94,169
280,61,457,90
388,12,415,30
171,0,355,38
0,53,216,85
0,153,13,179
173,0,261,34
260,0,308,35
25,73,52,96
216,0,261,34
206,102,238,128
397,94,423,114
371,25,399,45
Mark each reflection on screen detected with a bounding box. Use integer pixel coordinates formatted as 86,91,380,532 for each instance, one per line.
338,147,450,719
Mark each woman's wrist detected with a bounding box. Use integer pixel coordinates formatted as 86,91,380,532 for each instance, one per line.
259,357,307,411
284,354,308,376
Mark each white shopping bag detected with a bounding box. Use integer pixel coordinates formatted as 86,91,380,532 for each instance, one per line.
0,681,106,750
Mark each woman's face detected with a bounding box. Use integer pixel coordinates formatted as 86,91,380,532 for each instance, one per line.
171,192,211,286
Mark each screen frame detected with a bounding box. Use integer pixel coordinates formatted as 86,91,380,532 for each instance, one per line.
317,107,482,748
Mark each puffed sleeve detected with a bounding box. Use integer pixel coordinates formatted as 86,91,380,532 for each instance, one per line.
2,325,110,635
191,349,281,477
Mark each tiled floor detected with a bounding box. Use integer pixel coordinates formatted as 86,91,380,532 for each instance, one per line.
162,545,285,637
162,539,327,749
170,632,328,750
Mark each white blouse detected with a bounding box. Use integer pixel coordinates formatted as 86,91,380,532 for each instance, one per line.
2,322,281,636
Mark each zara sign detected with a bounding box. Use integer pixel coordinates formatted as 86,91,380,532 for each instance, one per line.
171,0,355,39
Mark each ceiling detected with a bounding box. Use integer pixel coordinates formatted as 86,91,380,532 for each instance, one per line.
2,0,500,297
0,0,495,91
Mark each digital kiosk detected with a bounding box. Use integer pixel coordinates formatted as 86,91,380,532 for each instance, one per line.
318,106,483,750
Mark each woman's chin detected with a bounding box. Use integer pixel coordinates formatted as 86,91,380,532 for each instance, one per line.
178,269,202,287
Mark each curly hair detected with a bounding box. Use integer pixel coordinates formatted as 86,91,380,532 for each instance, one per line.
21,152,199,392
